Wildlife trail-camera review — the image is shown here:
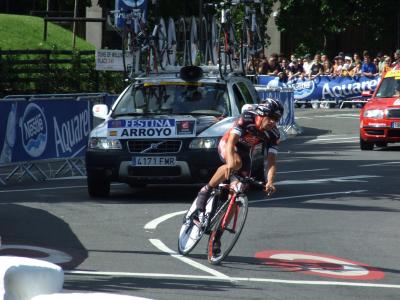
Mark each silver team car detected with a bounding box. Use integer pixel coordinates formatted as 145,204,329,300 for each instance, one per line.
85,66,264,197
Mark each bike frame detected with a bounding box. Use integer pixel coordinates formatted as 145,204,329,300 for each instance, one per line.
221,192,239,232
209,182,247,233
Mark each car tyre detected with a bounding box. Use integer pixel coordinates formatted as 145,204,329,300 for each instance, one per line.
360,136,374,151
129,182,147,189
87,172,110,198
375,142,387,148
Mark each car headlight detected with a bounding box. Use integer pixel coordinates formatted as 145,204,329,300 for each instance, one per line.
88,137,122,150
189,137,219,149
363,109,385,118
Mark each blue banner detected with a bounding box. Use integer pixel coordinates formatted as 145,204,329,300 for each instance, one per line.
105,94,119,109
258,75,380,101
0,100,92,165
115,0,148,29
255,87,295,127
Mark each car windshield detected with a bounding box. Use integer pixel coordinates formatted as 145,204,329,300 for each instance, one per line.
375,77,400,98
112,82,230,117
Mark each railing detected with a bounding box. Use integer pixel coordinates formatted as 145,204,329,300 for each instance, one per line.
0,49,123,97
0,93,116,186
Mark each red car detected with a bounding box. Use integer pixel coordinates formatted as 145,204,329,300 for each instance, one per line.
359,69,400,150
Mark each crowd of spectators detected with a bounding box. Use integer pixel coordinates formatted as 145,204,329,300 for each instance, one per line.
247,49,400,80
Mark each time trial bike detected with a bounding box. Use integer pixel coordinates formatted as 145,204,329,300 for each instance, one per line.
178,174,264,265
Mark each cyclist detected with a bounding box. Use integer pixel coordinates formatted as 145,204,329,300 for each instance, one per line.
195,98,284,257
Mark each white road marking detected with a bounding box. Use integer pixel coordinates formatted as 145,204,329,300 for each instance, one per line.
309,136,356,141
278,168,329,174
275,175,379,185
0,183,124,193
315,114,359,118
250,190,367,204
0,185,87,193
305,137,358,144
64,270,400,289
359,162,400,167
48,176,87,180
270,253,368,276
148,239,231,279
144,210,187,230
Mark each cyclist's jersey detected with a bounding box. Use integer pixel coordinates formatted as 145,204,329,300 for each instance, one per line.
218,110,280,161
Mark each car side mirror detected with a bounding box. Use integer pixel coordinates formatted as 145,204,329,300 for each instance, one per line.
361,90,373,97
93,104,109,119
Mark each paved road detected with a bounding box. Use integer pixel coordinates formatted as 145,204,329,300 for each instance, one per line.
1,109,400,300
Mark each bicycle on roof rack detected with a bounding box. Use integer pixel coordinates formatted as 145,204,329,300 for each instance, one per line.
215,0,241,79
107,0,177,78
108,2,146,78
241,0,265,74
201,2,222,66
200,0,265,78
178,173,265,265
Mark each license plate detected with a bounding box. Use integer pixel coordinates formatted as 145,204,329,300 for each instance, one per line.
391,122,400,128
131,156,176,167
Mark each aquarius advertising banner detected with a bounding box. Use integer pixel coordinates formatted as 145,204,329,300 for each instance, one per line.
115,0,148,29
258,75,380,101
0,100,92,165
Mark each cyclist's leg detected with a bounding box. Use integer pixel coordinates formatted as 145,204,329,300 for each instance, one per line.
196,149,242,212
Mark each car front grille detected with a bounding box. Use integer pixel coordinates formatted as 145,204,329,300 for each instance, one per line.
127,140,182,153
365,129,384,135
387,109,400,119
388,129,400,137
128,166,181,176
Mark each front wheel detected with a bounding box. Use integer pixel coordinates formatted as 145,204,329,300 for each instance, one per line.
87,172,110,198
207,194,248,265
177,198,205,255
360,136,374,150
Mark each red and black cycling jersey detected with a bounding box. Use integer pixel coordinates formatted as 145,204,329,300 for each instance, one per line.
218,110,280,159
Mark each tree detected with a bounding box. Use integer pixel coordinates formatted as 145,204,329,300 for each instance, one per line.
275,0,400,57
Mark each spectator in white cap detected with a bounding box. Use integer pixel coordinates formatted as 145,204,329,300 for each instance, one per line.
342,56,353,76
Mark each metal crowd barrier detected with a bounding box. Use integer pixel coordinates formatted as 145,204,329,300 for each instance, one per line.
254,86,302,135
0,93,110,186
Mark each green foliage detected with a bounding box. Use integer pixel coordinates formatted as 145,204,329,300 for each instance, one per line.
0,14,95,50
0,13,124,96
275,0,400,56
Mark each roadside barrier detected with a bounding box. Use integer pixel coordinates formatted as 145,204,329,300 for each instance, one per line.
254,86,301,135
257,74,380,106
0,93,110,185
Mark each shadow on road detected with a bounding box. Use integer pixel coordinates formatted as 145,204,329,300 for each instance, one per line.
0,203,88,269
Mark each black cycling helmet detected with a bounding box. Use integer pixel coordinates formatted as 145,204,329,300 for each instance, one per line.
255,98,284,120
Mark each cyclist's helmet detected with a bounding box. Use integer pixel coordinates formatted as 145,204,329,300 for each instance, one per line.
255,98,284,121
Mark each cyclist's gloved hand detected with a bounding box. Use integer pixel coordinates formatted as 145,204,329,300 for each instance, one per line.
265,182,276,196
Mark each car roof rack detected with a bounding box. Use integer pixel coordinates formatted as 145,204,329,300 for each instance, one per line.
130,65,243,81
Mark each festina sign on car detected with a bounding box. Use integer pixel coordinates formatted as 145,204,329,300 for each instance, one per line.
107,118,196,139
